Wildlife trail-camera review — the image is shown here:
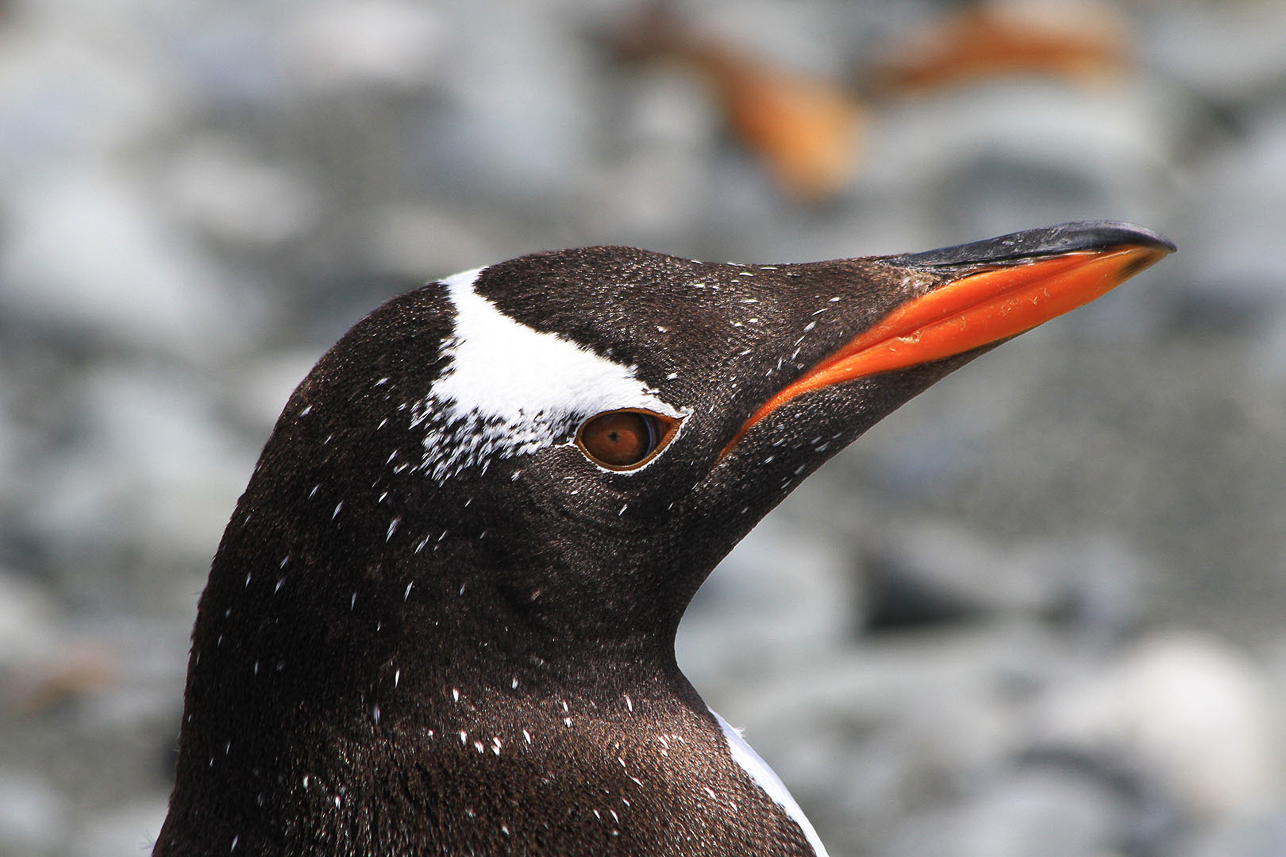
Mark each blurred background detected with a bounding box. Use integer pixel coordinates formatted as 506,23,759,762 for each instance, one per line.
2,0,1285,854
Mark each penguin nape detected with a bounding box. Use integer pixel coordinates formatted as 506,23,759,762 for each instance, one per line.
154,221,1173,856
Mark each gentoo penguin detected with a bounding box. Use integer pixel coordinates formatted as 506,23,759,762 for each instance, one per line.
154,221,1173,856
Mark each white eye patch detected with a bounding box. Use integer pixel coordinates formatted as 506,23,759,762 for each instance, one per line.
411,267,685,481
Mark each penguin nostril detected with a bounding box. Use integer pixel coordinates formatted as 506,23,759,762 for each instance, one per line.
577,410,678,470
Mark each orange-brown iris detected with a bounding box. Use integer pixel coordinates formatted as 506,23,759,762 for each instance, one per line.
577,410,678,470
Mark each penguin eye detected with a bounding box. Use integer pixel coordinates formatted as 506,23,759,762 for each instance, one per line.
576,410,678,470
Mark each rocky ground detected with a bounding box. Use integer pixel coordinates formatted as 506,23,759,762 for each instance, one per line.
2,1,1286,855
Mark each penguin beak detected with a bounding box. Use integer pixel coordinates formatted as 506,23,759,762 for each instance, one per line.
730,221,1175,448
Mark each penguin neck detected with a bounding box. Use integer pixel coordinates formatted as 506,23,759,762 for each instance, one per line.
163,638,728,855
175,476,708,771
184,521,696,725
165,511,714,850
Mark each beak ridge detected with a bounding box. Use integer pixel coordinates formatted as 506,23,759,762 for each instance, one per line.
882,220,1176,271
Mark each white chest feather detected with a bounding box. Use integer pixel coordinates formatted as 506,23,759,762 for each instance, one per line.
712,709,829,857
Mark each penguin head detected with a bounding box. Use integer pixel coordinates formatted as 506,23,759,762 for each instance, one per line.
199,222,1172,701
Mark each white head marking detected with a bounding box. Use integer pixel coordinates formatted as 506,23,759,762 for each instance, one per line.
411,267,687,481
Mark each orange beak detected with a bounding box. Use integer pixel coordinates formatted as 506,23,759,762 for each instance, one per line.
727,233,1173,453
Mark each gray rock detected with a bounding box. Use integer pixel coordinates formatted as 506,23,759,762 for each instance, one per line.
166,138,324,248
881,766,1127,857
66,799,168,857
1030,632,1281,821
0,772,67,856
276,0,447,94
1182,811,1286,857
0,170,261,359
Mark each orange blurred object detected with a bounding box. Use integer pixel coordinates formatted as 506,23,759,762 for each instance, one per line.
689,47,862,202
868,2,1130,95
610,4,863,202
9,643,117,715
609,0,1129,200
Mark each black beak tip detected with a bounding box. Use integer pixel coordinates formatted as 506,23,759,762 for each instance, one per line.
885,220,1177,270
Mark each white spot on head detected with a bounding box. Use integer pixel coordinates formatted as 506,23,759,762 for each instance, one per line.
711,709,829,856
411,268,688,481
